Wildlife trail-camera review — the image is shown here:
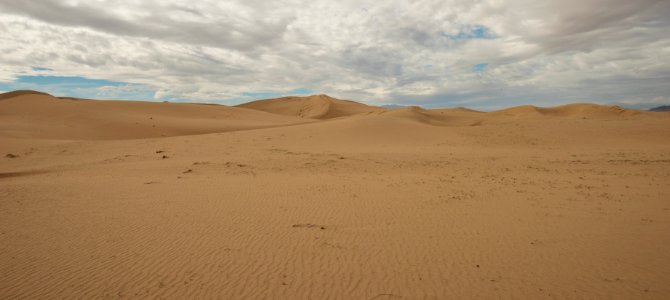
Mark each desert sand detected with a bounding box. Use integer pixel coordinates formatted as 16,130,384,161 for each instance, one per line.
1,90,669,299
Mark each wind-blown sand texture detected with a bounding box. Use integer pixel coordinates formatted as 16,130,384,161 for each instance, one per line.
2,91,669,299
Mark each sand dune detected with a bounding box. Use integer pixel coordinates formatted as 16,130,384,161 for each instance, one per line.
374,106,490,126
2,90,670,299
1,91,656,141
237,94,384,119
490,103,645,118
0,91,310,140
0,89,52,100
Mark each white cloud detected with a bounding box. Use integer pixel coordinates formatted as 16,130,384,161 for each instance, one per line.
0,0,668,108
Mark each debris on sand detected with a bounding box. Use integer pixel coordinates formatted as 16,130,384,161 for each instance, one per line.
292,223,326,230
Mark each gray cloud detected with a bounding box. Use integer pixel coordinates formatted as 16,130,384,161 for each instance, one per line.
0,0,292,51
0,0,668,108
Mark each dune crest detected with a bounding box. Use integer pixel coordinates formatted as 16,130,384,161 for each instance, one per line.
0,91,311,140
236,94,384,119
1,90,663,141
490,103,643,118
0,90,52,100
379,106,447,125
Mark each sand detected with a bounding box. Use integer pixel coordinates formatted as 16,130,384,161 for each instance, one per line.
236,94,385,119
1,91,669,299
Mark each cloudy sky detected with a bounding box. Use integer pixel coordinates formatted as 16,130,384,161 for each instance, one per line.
0,0,668,109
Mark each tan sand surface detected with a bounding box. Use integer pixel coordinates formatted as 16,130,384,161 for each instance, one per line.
1,91,669,299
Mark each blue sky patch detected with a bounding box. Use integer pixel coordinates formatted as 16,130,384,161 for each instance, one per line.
470,25,490,39
16,75,125,87
473,63,489,73
31,67,53,71
0,75,156,100
0,73,317,103
290,88,314,95
443,25,494,41
241,88,314,100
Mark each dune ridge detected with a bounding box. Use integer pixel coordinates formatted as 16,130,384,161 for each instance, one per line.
0,90,661,141
490,103,642,118
236,94,384,119
0,91,311,140
0,90,51,100
0,91,663,141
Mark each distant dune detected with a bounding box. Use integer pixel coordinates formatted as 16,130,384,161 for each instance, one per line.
0,90,311,140
375,106,489,126
236,94,384,119
1,90,657,141
650,105,670,112
0,89,52,100
2,89,670,299
489,103,642,118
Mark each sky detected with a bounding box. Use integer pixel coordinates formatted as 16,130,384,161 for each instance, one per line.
0,0,669,110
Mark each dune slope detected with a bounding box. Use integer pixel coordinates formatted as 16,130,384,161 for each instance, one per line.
236,94,384,119
0,91,311,140
490,103,644,118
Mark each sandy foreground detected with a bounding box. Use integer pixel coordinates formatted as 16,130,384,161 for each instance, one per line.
1,91,669,299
